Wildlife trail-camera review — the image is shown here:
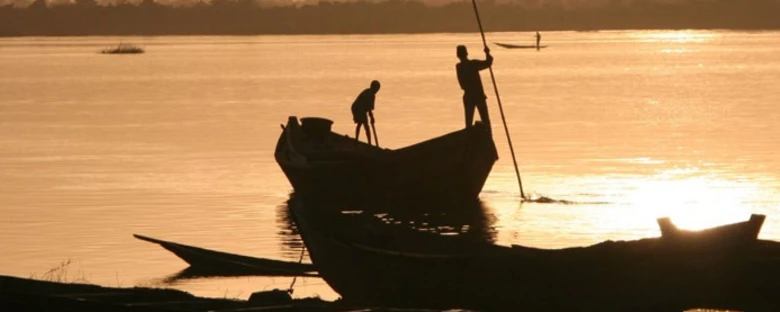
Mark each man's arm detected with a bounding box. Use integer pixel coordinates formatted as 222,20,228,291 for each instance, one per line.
477,47,493,70
369,111,375,124
456,64,467,90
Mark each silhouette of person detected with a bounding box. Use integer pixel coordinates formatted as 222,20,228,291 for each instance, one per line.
456,45,492,129
351,80,380,145
536,31,541,50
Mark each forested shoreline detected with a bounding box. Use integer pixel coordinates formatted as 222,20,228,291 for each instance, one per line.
2,0,779,36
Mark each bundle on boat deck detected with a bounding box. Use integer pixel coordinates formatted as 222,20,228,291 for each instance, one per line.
275,116,497,202
133,234,317,277
289,200,780,312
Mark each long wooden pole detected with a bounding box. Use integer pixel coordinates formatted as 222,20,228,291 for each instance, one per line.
470,0,525,199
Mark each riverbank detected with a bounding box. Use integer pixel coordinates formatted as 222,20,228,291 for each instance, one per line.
0,274,340,312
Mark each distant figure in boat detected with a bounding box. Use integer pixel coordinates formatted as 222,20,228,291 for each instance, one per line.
351,80,381,146
536,31,541,50
456,45,492,130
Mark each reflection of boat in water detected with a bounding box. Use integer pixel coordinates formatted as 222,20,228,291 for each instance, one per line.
276,195,498,254
275,116,497,202
100,43,144,54
133,234,316,277
290,199,780,311
658,214,765,249
135,195,498,279
494,42,548,49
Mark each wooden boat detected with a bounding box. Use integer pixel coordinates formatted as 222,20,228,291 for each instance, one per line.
275,116,498,202
133,234,317,276
657,214,765,249
289,199,780,311
494,42,548,49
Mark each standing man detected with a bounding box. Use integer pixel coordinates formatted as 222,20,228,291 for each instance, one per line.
351,80,381,146
536,31,541,50
456,45,493,130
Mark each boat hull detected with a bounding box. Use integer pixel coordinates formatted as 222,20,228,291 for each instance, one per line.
275,116,498,202
290,200,780,311
494,42,548,49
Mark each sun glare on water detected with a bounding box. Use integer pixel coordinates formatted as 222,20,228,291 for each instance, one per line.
633,30,720,43
625,168,757,230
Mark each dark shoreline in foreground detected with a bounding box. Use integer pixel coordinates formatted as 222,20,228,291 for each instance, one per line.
0,274,344,312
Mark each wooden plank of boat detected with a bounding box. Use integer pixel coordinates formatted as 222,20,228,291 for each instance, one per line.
657,214,765,249
275,116,498,202
289,198,780,311
494,42,548,49
133,234,317,277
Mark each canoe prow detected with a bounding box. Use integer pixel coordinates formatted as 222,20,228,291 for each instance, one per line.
133,234,317,277
133,234,168,245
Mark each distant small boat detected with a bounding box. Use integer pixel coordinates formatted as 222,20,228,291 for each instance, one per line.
493,42,548,49
100,43,144,54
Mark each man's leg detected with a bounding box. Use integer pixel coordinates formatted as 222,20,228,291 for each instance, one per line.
355,123,362,143
464,98,475,128
476,99,491,128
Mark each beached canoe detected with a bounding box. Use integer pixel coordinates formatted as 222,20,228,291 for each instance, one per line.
133,234,317,276
275,116,497,202
289,198,780,311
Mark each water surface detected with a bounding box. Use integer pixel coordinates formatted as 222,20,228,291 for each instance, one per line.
1,30,779,300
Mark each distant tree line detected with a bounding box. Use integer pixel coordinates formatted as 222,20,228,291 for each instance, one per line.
1,0,779,36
